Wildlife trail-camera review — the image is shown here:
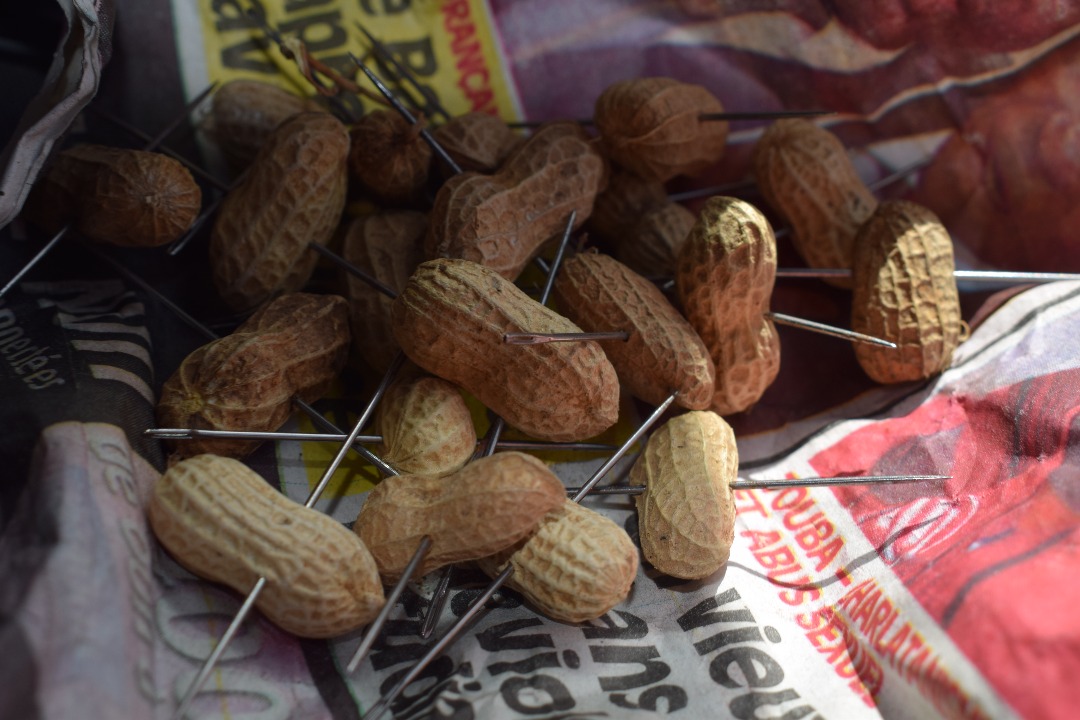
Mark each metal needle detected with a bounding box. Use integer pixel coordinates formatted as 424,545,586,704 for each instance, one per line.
775,267,1080,285
565,474,951,496
765,311,897,348
504,330,630,344
354,21,452,122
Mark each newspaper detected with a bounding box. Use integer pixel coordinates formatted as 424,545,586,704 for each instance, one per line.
3,2,1080,718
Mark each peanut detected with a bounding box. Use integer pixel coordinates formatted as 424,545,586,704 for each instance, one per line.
148,454,384,638
353,452,566,583
631,411,737,580
676,196,780,415
593,77,728,182
586,167,669,243
425,122,606,280
341,210,426,373
616,202,697,279
348,109,432,205
377,371,477,477
552,251,715,409
156,293,350,459
391,258,620,442
851,200,963,383
27,144,201,247
475,500,639,623
207,79,324,167
753,119,877,287
210,112,349,311
431,112,522,175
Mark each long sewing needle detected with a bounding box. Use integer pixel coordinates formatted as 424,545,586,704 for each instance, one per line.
565,474,951,496
354,21,453,122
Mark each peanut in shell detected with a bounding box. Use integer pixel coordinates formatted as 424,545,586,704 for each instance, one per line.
631,411,737,580
851,200,963,383
677,196,780,415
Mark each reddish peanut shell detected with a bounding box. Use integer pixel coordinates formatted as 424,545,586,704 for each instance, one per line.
753,119,877,287
594,77,728,182
349,109,432,205
354,452,566,583
156,293,350,459
426,122,606,280
552,252,715,409
851,200,963,383
341,210,426,373
210,112,349,311
431,112,522,174
208,79,324,166
391,259,620,442
677,196,780,415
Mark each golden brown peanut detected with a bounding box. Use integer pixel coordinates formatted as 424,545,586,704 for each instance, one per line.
851,200,963,383
207,79,324,166
156,293,350,459
377,372,477,477
341,210,426,373
476,500,638,623
753,119,877,287
616,201,697,279
631,411,737,580
27,144,201,247
431,112,522,174
677,196,780,415
348,109,433,205
425,122,606,280
354,452,566,583
210,112,349,311
552,252,715,409
392,259,620,442
585,167,669,243
593,77,728,183
148,454,384,638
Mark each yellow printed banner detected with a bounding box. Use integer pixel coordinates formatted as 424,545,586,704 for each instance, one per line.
193,0,519,121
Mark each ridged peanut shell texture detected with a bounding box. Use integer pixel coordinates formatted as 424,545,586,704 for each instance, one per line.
391,259,620,442
631,411,737,579
426,122,606,280
354,452,566,583
377,373,477,477
349,109,432,205
431,112,521,174
753,119,877,287
476,501,639,623
594,77,728,182
148,455,384,638
552,252,715,409
157,293,350,458
208,79,324,166
210,112,349,311
616,202,696,279
342,211,426,373
30,144,201,247
851,201,963,383
677,197,780,415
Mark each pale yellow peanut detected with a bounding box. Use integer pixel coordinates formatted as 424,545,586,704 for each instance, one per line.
753,119,876,287
631,411,737,579
677,196,780,415
148,454,384,638
377,372,477,477
210,112,349,311
851,200,963,383
354,452,566,583
476,501,639,623
391,258,620,442
552,251,715,409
